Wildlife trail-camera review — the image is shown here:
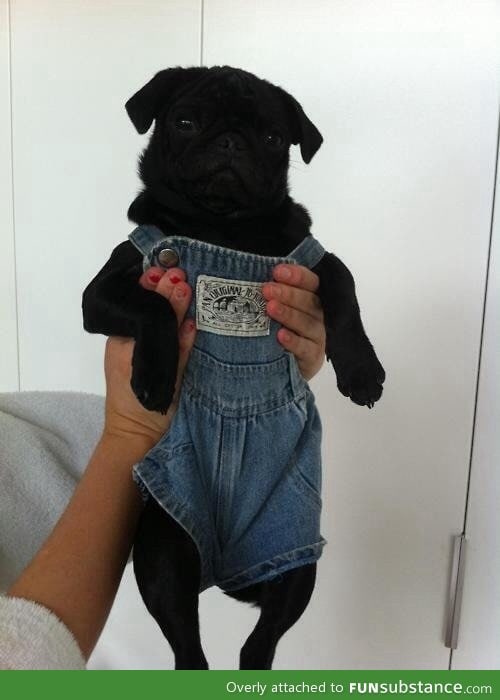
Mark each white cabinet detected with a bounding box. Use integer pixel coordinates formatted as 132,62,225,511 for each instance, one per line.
451,135,500,670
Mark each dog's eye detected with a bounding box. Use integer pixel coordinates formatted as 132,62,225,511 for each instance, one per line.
264,131,284,148
175,117,197,132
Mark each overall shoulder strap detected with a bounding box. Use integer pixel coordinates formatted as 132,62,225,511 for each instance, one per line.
288,235,325,269
128,224,167,257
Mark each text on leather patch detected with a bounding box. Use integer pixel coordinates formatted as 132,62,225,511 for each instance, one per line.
196,275,270,337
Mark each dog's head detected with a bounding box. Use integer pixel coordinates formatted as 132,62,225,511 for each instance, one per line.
126,66,322,219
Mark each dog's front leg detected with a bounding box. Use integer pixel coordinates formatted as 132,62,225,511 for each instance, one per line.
312,252,385,407
82,241,179,413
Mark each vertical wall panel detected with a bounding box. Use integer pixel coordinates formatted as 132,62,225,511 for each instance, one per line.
452,130,500,670
200,0,498,668
10,0,200,394
0,0,19,390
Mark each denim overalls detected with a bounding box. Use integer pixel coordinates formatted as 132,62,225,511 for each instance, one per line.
129,225,327,592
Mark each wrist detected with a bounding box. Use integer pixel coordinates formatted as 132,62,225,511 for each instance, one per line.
97,430,159,467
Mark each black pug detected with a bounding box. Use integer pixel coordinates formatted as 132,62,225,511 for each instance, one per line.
82,65,385,669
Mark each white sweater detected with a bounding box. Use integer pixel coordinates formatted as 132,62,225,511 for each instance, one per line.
0,596,85,669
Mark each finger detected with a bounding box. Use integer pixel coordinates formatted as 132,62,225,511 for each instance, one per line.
262,281,323,320
272,264,320,293
276,327,324,381
159,267,187,284
276,327,322,362
152,269,192,328
266,299,326,344
139,266,187,291
139,267,167,291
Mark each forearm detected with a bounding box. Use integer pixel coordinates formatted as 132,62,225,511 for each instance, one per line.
8,434,150,659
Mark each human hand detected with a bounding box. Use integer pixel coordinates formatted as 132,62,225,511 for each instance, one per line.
102,267,196,450
103,259,325,453
262,264,326,381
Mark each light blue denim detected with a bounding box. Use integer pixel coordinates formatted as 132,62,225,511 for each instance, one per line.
129,225,327,592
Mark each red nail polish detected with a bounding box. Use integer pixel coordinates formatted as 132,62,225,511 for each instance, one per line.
170,275,181,284
149,273,161,283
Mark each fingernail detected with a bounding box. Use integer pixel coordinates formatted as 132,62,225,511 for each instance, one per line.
181,319,195,335
276,266,291,280
169,275,181,284
280,329,291,342
148,272,162,284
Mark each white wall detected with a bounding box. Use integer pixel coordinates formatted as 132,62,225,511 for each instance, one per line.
1,0,498,670
0,0,18,390
8,0,201,393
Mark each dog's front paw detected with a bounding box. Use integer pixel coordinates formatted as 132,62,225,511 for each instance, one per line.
131,370,176,414
335,349,385,409
131,342,178,414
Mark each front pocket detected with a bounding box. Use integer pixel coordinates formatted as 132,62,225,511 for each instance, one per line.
285,393,323,509
288,452,323,508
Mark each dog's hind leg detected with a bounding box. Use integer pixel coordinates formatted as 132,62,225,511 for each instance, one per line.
133,498,208,669
226,563,317,669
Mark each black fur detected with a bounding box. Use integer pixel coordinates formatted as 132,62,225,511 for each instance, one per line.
82,65,385,668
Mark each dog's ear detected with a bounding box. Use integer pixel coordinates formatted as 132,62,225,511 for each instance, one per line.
125,67,209,134
275,87,323,164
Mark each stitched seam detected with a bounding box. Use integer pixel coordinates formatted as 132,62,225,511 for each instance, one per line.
152,235,297,264
187,346,290,375
130,228,324,266
180,384,307,417
218,541,326,590
145,441,193,461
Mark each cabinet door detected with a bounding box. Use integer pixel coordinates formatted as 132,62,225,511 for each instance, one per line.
9,0,201,393
199,0,498,668
0,0,18,390
451,131,500,670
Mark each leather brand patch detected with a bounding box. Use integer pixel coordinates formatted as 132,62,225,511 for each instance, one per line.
196,275,270,337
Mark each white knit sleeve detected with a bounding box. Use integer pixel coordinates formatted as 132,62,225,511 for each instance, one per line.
0,596,86,670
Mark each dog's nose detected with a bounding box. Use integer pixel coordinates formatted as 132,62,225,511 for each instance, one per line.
216,132,247,152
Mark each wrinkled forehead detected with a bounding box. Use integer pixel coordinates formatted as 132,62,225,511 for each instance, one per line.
172,69,287,127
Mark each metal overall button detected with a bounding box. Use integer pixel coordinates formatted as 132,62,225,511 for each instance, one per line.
157,248,179,268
